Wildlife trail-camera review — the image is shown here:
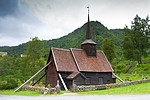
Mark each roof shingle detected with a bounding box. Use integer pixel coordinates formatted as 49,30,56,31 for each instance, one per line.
51,48,113,73
52,48,78,72
71,48,113,72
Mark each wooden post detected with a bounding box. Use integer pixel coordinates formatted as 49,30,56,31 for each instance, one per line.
58,73,68,91
32,73,46,86
112,73,124,83
14,61,51,92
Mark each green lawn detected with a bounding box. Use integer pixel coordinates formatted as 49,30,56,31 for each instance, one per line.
1,82,150,96
78,82,150,95
0,89,64,96
0,90,41,96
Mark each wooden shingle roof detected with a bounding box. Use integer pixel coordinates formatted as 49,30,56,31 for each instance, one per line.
50,47,113,73
51,48,78,72
71,48,113,72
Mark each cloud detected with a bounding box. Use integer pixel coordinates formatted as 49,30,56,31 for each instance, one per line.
0,0,19,16
0,0,150,46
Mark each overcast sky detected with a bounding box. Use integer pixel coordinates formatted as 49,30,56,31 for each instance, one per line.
0,0,150,46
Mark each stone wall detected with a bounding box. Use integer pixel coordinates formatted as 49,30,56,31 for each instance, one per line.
21,85,44,93
74,79,150,92
21,85,60,94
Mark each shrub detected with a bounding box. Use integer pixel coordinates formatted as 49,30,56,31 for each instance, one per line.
131,64,150,74
113,64,128,73
0,77,18,90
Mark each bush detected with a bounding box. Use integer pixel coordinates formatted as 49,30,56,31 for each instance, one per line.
113,64,128,73
0,77,18,90
131,64,150,74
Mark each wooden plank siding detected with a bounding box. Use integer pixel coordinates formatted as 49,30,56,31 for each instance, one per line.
82,72,116,85
46,56,58,87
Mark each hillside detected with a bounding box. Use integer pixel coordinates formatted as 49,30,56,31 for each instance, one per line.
0,21,123,56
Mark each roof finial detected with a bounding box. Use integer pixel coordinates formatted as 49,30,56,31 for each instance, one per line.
86,6,91,39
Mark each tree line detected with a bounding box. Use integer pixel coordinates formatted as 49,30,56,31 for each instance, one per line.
0,15,149,89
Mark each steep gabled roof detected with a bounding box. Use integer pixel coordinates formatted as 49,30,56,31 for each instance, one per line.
51,48,78,72
71,48,113,72
50,47,113,73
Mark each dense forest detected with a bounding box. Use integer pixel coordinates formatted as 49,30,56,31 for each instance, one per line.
0,15,149,90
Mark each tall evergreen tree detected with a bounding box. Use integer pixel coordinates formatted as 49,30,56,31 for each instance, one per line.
123,15,150,64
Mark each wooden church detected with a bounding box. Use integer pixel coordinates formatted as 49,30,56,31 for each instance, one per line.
45,10,116,90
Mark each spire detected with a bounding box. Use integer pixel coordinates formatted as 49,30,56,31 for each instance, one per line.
81,6,97,57
86,6,92,39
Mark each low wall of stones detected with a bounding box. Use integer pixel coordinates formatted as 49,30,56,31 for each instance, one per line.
76,79,150,92
21,85,59,94
21,85,44,93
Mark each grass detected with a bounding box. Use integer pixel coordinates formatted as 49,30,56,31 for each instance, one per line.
0,90,42,96
0,89,65,96
116,73,150,83
78,82,150,95
1,82,150,96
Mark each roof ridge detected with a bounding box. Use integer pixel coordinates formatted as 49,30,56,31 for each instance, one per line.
70,48,81,71
70,48,83,51
51,47,70,51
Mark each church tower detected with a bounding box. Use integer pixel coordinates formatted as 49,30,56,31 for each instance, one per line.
81,7,97,57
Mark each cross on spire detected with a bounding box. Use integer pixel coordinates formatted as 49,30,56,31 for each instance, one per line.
87,6,89,15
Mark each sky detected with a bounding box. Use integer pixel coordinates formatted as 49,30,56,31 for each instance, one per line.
0,0,150,46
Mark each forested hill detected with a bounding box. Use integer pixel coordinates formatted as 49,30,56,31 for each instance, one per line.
0,21,124,56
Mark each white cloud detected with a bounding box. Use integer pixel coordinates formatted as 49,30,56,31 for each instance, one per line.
0,0,150,46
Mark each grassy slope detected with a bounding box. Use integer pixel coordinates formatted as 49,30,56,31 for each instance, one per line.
1,82,150,96
78,82,150,95
116,73,150,83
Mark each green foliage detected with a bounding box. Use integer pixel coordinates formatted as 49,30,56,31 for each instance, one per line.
131,64,150,74
0,21,121,56
0,76,18,90
0,56,20,78
24,37,45,81
0,19,149,90
122,15,150,64
113,64,128,73
0,37,46,89
115,73,150,83
102,38,115,62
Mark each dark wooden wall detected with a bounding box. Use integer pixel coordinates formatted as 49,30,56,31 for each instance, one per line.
82,72,116,85
58,72,116,90
74,75,85,85
46,56,58,87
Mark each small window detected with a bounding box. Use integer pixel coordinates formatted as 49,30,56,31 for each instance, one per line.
98,77,103,85
85,77,91,84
